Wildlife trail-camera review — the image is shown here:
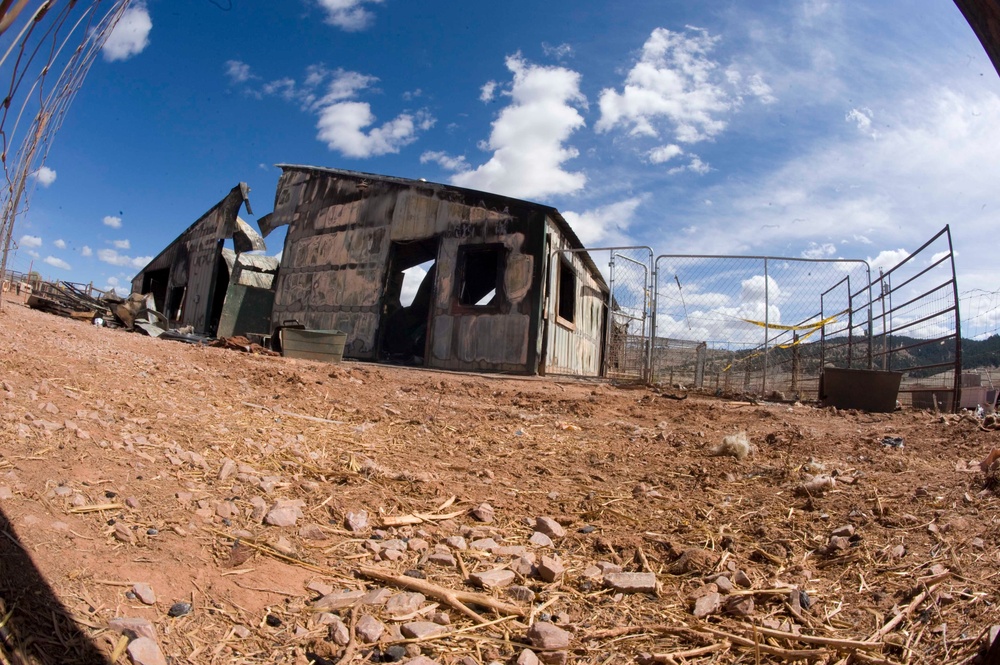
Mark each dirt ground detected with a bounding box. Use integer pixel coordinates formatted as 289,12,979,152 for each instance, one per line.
1,295,999,665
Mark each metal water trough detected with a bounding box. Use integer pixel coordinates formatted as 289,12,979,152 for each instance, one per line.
280,329,347,363
820,368,902,412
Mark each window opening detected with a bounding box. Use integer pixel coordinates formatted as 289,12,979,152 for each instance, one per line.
459,246,502,307
558,259,577,324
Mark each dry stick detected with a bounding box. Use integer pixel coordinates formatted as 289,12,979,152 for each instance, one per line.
698,625,830,660
581,624,715,644
735,623,883,651
243,401,347,425
357,566,524,625
650,641,730,664
205,527,328,574
867,583,939,643
335,607,359,665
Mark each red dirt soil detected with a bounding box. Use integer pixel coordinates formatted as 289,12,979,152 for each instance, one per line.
1,295,998,665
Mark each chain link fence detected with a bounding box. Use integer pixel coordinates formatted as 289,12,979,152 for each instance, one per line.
651,255,872,398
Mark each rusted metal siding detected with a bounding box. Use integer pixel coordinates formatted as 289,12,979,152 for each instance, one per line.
542,218,606,376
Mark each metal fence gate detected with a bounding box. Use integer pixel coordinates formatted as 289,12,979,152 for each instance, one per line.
551,228,962,409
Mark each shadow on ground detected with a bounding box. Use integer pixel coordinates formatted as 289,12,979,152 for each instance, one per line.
0,509,110,664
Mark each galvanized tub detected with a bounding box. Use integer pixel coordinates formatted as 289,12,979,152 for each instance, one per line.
280,329,347,363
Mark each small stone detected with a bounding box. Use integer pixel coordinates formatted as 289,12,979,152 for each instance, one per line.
167,602,192,618
443,535,467,550
127,637,167,665
517,649,540,665
125,496,140,508
827,536,850,551
401,657,440,665
249,496,268,522
264,500,303,527
527,621,570,650
595,561,622,575
604,572,656,594
471,503,495,523
537,555,565,583
508,585,535,602
529,531,553,547
493,545,527,556
0,486,13,500
714,576,734,594
345,510,369,532
510,555,536,577
733,570,752,587
693,592,721,617
470,537,498,551
471,569,516,589
218,458,237,481
132,583,156,605
430,611,450,626
401,621,447,639
355,615,384,643
427,551,456,567
831,524,855,538
670,548,719,575
361,587,392,606
314,590,365,610
233,626,251,639
408,537,429,552
891,544,906,558
971,537,985,550
534,517,565,539
385,592,425,616
384,645,408,662
114,523,136,545
108,617,156,641
725,595,755,617
383,538,408,551
299,523,326,540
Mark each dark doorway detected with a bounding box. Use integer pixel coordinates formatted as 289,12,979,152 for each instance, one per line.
379,239,439,364
140,267,170,312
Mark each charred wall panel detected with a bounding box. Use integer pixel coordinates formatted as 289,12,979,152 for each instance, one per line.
271,176,395,358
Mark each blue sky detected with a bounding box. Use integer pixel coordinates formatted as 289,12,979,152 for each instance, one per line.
7,0,1000,334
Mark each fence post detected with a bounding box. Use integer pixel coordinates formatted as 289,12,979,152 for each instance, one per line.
763,258,769,396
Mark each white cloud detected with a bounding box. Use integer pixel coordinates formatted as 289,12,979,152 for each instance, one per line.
316,103,432,158
315,0,383,31
102,2,152,62
451,54,587,200
30,166,57,187
27,250,39,259
103,215,122,229
648,144,684,164
97,248,152,269
801,242,837,259
81,246,93,257
596,27,736,144
112,239,131,250
19,235,42,248
542,42,574,60
225,60,254,84
43,256,71,270
54,239,66,249
562,197,644,247
480,80,497,103
867,249,910,275
846,107,878,139
667,156,710,175
420,151,469,173
235,65,428,158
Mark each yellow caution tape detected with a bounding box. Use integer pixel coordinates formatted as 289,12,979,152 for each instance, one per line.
739,314,840,331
